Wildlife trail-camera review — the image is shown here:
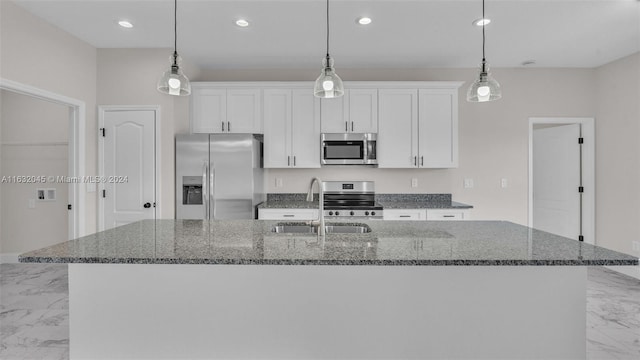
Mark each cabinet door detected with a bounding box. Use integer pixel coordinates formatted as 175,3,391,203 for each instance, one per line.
418,90,458,168
258,208,318,220
426,209,470,220
320,95,348,133
383,209,426,221
377,89,418,168
291,90,321,168
263,90,292,168
191,88,226,133
227,89,262,134
349,89,378,133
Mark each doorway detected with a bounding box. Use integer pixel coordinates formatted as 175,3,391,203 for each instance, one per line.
98,106,159,231
528,117,595,244
0,79,84,262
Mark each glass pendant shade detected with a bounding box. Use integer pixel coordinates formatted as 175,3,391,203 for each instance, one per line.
158,53,191,96
314,55,344,98
467,61,501,102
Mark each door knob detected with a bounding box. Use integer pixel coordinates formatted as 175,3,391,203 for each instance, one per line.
143,202,151,208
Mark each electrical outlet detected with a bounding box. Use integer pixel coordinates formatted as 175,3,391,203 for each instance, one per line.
633,241,640,253
411,178,418,188
501,178,508,188
28,199,35,209
464,178,474,189
275,178,283,188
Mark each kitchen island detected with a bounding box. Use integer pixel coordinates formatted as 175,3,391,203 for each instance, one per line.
20,219,638,359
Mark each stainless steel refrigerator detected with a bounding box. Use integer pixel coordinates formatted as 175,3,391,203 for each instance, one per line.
176,134,264,220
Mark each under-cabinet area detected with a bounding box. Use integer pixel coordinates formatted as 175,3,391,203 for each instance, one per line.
189,81,462,169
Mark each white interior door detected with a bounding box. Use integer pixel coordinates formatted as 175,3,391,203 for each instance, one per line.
532,124,581,240
101,109,156,230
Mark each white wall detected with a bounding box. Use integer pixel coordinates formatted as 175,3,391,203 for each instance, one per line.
594,53,640,256
1,91,70,254
0,0,98,245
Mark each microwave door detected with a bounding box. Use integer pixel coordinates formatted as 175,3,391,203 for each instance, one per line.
323,141,365,165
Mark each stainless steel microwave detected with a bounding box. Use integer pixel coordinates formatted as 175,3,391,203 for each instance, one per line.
321,133,378,166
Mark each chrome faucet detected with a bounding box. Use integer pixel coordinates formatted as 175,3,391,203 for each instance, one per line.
306,177,325,236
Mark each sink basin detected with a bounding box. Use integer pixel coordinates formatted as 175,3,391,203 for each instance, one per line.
272,223,372,234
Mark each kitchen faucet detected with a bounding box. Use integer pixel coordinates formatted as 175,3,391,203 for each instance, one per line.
306,177,325,236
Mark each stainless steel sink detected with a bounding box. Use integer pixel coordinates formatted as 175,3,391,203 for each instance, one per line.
272,223,372,234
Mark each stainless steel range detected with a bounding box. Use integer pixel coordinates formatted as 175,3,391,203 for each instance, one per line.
322,181,383,219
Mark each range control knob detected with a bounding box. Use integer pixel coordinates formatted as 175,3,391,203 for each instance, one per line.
350,211,355,216
365,211,370,216
328,211,334,216
335,211,340,216
371,211,376,216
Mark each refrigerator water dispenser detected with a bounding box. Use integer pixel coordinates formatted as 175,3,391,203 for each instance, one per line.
182,176,203,205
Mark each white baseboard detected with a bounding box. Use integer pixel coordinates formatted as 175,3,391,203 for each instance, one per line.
605,265,640,281
0,253,20,264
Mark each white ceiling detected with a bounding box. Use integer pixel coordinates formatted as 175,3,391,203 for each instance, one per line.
12,0,640,70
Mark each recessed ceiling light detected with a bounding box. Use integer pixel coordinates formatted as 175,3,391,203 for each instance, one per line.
235,19,250,27
118,20,133,29
472,18,491,26
357,17,372,25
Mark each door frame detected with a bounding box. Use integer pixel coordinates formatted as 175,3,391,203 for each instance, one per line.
528,117,595,244
0,78,85,239
97,105,161,231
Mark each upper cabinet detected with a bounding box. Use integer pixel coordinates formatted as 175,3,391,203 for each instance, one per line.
320,89,378,133
191,85,262,134
263,89,321,168
378,85,460,168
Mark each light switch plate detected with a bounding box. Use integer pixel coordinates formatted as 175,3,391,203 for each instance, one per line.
464,178,474,189
501,178,508,188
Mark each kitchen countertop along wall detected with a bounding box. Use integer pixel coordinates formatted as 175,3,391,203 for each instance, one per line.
19,219,637,266
258,193,473,209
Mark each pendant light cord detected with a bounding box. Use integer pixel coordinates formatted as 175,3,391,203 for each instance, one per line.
482,0,486,62
326,0,330,58
174,0,178,54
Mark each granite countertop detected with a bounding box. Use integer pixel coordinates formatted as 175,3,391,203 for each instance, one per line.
19,219,638,266
258,193,473,210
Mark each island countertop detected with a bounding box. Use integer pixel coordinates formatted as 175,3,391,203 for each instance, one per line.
19,219,638,266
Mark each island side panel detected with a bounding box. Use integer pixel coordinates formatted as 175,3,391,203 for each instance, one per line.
68,264,586,359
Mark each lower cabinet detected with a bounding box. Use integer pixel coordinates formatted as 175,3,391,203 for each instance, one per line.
426,209,471,220
383,209,427,221
258,208,318,221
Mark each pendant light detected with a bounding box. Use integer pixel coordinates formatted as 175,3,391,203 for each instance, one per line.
314,0,344,98
157,0,191,96
467,0,501,102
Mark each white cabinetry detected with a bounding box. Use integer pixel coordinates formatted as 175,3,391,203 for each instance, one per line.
426,209,471,220
263,89,320,168
378,87,459,168
191,86,261,134
321,89,378,133
383,209,427,221
258,208,318,220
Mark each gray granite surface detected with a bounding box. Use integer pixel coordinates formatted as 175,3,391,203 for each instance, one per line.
258,193,472,209
19,219,638,266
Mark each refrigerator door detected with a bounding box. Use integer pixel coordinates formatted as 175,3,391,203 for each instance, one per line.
176,134,210,219
209,134,257,219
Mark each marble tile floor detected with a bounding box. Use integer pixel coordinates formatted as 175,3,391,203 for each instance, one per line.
1,264,638,360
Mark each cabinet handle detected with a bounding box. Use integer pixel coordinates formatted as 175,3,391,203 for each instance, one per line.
351,122,354,132
414,156,417,166
421,156,424,166
221,121,225,132
345,121,348,132
288,156,291,166
399,215,411,218
227,121,231,132
293,156,296,166
283,215,295,218
443,215,455,218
